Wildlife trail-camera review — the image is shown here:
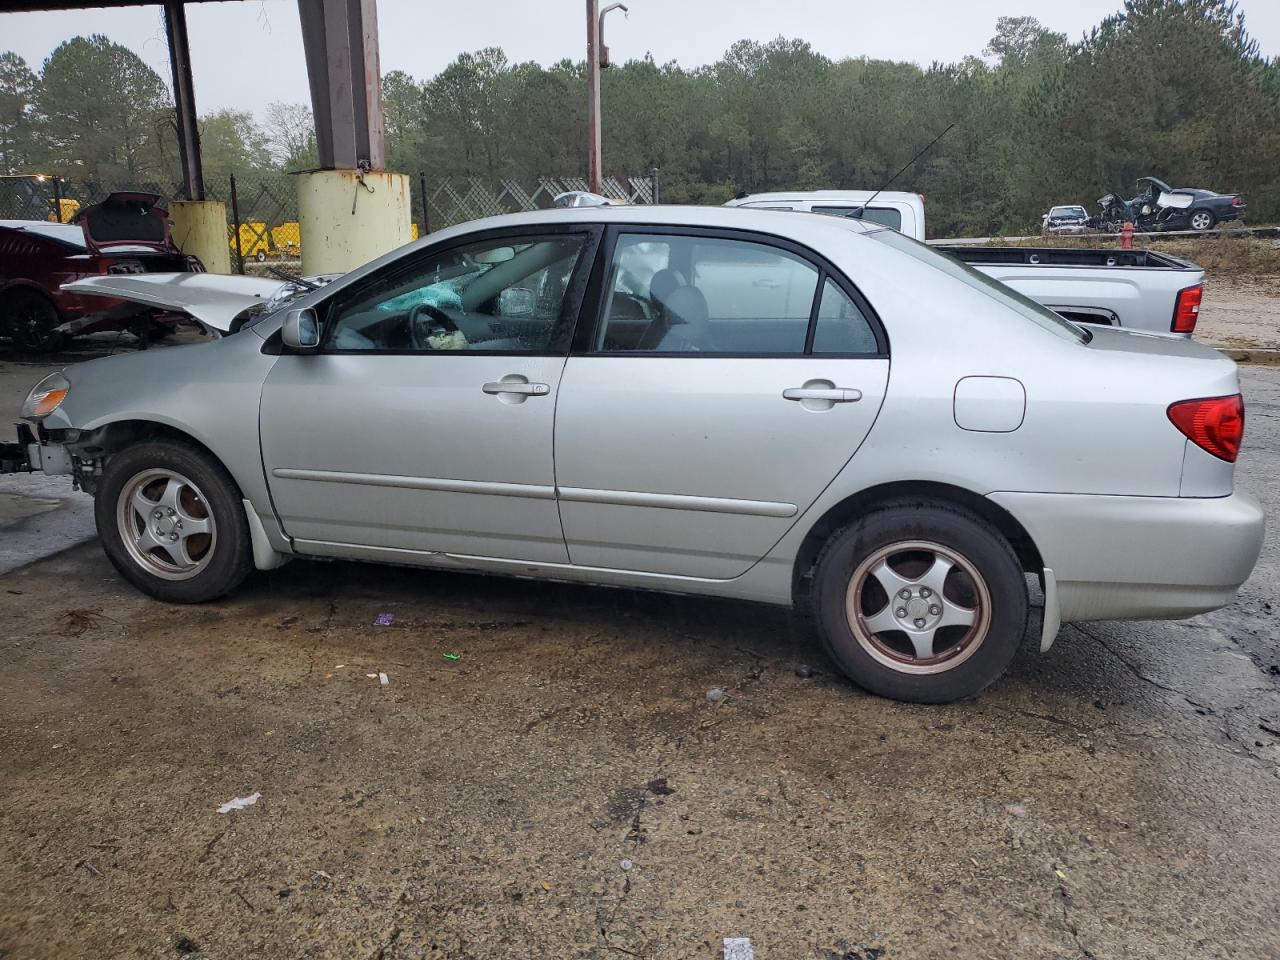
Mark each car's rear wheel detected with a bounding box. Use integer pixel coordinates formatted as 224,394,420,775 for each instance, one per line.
1189,210,1216,231
4,289,65,353
95,441,254,603
810,503,1028,703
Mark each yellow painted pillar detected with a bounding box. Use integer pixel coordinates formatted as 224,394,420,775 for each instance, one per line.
169,200,231,275
297,170,412,276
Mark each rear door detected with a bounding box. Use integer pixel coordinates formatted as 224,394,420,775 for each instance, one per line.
553,226,890,579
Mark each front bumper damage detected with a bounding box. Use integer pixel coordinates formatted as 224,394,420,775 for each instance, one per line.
0,422,74,477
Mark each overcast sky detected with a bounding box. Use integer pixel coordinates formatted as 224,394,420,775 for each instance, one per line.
5,0,1280,120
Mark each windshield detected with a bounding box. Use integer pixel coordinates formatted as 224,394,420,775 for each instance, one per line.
865,228,1088,344
1050,207,1085,218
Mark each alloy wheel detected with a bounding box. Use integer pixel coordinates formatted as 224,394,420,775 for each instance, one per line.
845,540,992,675
116,468,218,581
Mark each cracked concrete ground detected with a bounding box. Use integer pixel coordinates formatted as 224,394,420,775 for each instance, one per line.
0,361,1278,959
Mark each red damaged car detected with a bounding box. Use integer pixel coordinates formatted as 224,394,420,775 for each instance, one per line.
0,192,203,352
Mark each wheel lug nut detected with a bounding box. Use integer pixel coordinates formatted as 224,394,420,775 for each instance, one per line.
169,533,178,541
920,587,931,598
914,618,926,628
929,605,940,615
898,589,911,600
895,608,906,618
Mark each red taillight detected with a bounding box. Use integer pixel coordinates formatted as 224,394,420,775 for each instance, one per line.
1232,196,1242,206
1171,284,1202,334
1167,394,1244,462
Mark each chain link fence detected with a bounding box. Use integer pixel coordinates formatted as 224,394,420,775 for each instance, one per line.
0,170,660,274
421,174,658,231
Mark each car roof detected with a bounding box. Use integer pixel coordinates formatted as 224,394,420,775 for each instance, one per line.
0,220,85,247
419,203,881,244
726,190,922,205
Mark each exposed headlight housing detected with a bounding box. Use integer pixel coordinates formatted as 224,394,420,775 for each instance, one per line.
21,371,70,421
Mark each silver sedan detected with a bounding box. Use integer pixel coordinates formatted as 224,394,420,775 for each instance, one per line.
15,206,1265,702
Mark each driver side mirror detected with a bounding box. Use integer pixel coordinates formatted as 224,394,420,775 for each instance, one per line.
282,307,320,352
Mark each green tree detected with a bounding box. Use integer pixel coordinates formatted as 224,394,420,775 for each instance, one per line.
35,35,174,182
0,51,37,172
382,70,431,172
198,108,269,182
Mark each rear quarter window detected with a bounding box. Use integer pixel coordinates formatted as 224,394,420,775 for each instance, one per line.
866,228,1087,343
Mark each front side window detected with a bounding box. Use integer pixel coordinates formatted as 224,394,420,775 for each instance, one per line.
596,233,821,354
323,234,588,352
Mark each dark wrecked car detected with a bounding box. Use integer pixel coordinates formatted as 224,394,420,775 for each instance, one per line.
0,192,203,352
1098,177,1244,233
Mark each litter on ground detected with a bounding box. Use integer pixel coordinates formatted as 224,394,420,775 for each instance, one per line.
374,613,394,626
217,792,261,814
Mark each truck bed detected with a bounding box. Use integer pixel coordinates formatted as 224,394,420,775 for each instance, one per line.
933,245,1204,336
936,246,1196,270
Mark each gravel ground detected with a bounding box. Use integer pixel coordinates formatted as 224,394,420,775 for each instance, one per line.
1196,277,1280,349
0,364,1278,958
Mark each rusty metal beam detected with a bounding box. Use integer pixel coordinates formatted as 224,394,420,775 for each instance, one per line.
297,0,386,171
163,0,204,199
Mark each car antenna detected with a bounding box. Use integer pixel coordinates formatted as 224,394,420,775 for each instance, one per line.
850,122,955,220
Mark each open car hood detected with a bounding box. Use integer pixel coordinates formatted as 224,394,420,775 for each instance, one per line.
62,273,292,333
75,191,179,255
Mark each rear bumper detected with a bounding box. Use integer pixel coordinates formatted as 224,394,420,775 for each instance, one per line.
990,490,1265,622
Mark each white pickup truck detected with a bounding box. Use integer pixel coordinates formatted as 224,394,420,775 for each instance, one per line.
726,191,1205,337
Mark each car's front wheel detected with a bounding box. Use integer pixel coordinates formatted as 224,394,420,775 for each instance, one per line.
810,503,1028,703
96,441,254,603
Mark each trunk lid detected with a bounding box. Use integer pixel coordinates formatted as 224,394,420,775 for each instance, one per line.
77,192,178,256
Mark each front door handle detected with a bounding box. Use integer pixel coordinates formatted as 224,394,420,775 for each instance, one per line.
483,375,550,404
782,386,862,403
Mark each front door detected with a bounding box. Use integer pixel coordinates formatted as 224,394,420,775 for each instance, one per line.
553,228,890,579
259,227,598,562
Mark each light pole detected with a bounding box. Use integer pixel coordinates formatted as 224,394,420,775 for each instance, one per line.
586,0,628,194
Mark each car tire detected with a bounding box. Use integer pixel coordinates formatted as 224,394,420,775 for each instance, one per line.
95,440,254,603
810,502,1028,703
1189,210,1216,232
4,289,65,353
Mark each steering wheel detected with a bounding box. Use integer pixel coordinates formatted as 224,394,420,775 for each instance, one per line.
408,302,463,351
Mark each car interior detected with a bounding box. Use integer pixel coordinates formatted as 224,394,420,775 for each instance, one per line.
322,237,586,352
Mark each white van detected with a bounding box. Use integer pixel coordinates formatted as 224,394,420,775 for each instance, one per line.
725,190,927,240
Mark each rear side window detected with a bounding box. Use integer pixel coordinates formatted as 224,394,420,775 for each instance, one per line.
812,205,903,232
593,231,882,356
812,279,878,354
597,233,818,354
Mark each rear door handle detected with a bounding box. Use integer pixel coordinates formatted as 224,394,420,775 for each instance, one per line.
782,387,862,402
483,381,549,396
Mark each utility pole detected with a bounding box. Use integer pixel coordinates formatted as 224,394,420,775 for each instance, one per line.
586,0,628,194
